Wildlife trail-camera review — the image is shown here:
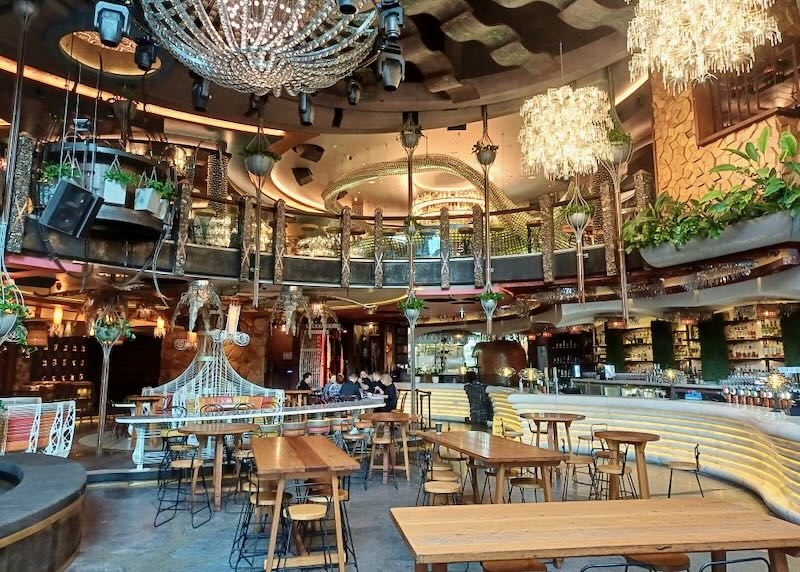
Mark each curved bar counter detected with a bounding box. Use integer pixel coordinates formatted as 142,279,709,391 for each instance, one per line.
395,382,471,422
0,454,86,572
498,393,800,524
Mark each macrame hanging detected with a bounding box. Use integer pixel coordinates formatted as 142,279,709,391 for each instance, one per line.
564,178,594,304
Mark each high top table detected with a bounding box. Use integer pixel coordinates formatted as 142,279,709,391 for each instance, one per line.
391,498,800,572
520,412,586,453
595,429,660,499
361,411,412,482
252,436,360,572
419,430,565,504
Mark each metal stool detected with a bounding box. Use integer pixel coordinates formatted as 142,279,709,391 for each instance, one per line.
278,501,333,571
229,484,292,571
667,444,704,498
590,446,638,500
154,451,211,529
422,480,462,506
307,478,358,571
698,557,770,571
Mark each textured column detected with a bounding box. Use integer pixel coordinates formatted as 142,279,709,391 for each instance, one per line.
595,169,618,276
206,153,229,215
633,170,655,211
440,207,450,290
174,180,193,276
274,199,286,285
539,194,555,283
6,135,34,253
472,204,484,288
239,197,255,281
374,208,384,288
340,206,351,288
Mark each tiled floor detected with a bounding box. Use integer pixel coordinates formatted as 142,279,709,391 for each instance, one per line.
66,458,800,572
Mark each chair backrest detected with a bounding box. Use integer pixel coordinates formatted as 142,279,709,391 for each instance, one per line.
282,421,307,436
590,423,608,438
1,402,40,454
697,556,769,572
307,419,331,435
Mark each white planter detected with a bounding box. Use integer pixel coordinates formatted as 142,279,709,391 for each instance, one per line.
611,140,632,164
567,211,591,230
37,183,56,207
0,313,17,340
401,132,420,150
481,297,497,316
134,187,161,215
477,148,497,166
245,154,275,177
102,180,127,205
640,212,800,268
155,199,169,220
404,307,420,327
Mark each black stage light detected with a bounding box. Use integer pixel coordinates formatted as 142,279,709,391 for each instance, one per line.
337,0,357,15
377,43,404,92
190,73,211,111
347,78,361,105
134,37,159,72
379,0,403,41
298,92,314,126
93,1,130,47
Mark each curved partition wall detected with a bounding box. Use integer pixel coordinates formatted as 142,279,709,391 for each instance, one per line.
502,394,800,524
395,383,471,422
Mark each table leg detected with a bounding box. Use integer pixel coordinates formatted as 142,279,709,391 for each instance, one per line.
769,549,790,572
431,566,447,572
494,464,506,504
213,437,224,511
264,477,285,572
607,441,620,500
384,438,391,485
710,550,727,572
400,423,411,481
331,474,346,572
564,422,574,454
470,463,479,504
634,443,651,499
540,466,553,502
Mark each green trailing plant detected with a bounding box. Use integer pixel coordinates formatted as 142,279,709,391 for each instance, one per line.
563,203,594,217
240,144,281,162
608,121,632,145
0,283,32,354
94,316,136,341
477,289,504,303
472,142,499,154
398,296,426,311
40,161,78,184
104,168,135,186
149,180,176,201
401,124,423,135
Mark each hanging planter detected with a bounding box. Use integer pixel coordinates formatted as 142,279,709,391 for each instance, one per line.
0,283,31,350
135,177,175,219
241,138,280,178
564,203,594,231
404,216,421,237
37,160,79,208
102,156,134,205
94,317,135,344
609,122,632,164
400,117,423,152
399,292,426,328
472,142,498,167
477,287,503,320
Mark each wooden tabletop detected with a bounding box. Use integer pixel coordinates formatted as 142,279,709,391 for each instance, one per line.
178,422,258,437
520,412,586,422
361,411,411,423
595,430,660,444
252,436,360,478
128,395,163,402
391,498,800,565
285,389,312,395
419,431,565,466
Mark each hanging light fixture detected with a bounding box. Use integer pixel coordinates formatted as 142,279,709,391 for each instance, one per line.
564,179,593,304
626,0,781,93
140,0,378,96
49,305,64,338
153,316,166,338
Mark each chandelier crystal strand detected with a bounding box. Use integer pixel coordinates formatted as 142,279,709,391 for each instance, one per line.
519,85,613,180
626,0,781,93
141,0,378,95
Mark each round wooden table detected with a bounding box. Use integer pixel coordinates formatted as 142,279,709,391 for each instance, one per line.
361,411,411,483
595,429,660,500
520,412,586,454
127,395,164,448
179,422,258,511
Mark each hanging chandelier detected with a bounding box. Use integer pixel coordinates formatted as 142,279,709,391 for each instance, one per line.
519,85,613,181
140,0,378,96
626,0,781,93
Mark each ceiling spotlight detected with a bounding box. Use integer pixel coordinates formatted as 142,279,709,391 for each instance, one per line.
93,1,130,48
299,92,314,126
377,42,405,92
134,36,159,72
190,72,211,111
347,78,361,105
337,0,357,15
379,0,404,41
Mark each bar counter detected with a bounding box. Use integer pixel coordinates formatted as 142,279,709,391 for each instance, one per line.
395,382,471,422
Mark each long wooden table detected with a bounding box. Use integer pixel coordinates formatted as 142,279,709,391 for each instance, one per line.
391,498,800,572
419,431,565,504
251,436,359,572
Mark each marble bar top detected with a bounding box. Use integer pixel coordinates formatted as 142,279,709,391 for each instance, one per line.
570,377,725,391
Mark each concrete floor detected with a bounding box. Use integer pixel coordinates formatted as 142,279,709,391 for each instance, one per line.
66,459,800,572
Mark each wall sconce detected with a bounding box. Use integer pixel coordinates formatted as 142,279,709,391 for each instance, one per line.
49,306,64,337
154,316,166,338
174,330,199,351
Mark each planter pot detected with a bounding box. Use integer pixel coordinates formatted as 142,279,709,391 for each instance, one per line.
404,307,420,326
480,297,497,316
134,187,161,215
36,183,56,208
567,211,591,230
401,132,420,150
102,180,127,205
155,199,169,220
611,140,632,164
476,148,497,166
244,154,275,177
0,313,17,340
95,325,121,343
639,212,800,268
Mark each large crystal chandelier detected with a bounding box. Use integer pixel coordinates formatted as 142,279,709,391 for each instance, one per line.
140,0,378,96
626,0,781,93
519,85,613,180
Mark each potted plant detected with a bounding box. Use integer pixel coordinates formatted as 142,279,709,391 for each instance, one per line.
477,287,504,317
135,176,174,218
608,121,632,163
241,143,280,177
404,216,421,237
38,161,78,207
399,293,426,326
94,317,135,344
400,124,423,150
473,141,499,166
151,180,175,220
0,283,31,352
102,164,135,205
563,203,593,230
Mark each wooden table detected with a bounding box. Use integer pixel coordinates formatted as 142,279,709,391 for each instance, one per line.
178,422,258,511
520,412,586,454
252,436,360,572
391,498,800,572
285,389,312,407
419,431,565,504
361,411,412,482
595,429,660,499
128,395,164,448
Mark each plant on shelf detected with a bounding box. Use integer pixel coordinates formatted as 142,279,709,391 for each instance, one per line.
0,283,31,353
150,180,176,201
39,161,78,185
104,167,135,187
135,176,174,220
102,164,135,205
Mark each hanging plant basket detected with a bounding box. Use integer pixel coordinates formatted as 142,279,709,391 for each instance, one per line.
95,324,122,343
473,142,498,167
477,287,503,320
399,292,426,328
0,313,17,340
244,154,276,177
611,140,631,164
401,131,421,150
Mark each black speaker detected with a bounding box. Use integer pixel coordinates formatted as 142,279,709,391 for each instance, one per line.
39,179,103,238
292,144,325,162
332,107,343,128
292,167,314,186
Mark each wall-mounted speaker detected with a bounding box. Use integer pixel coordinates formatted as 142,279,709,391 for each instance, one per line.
292,167,314,186
292,144,325,162
39,179,103,238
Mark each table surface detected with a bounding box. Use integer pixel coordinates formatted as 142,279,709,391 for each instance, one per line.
419,431,565,466
252,436,360,478
595,430,661,444
128,395,163,402
284,389,312,395
361,411,411,423
520,412,586,422
178,422,258,436
391,498,800,565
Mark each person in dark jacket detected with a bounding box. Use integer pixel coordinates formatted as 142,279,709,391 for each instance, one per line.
338,373,362,399
297,372,312,391
377,373,398,412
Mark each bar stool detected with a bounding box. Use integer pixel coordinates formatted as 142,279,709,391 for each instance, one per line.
368,428,398,489
577,423,608,456
306,418,331,436
278,502,333,570
307,479,358,571
482,559,547,571
328,416,351,447
154,450,211,529
281,420,307,436
667,444,704,498
422,480,462,506
590,446,638,500
562,453,594,501
507,475,543,503
623,553,690,571
229,484,292,571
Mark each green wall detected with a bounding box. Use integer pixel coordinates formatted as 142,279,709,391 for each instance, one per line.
699,314,730,381
781,310,800,366
606,329,625,371
651,320,676,368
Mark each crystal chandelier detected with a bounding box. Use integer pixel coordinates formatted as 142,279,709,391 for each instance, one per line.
140,0,378,96
519,85,613,180
626,0,781,93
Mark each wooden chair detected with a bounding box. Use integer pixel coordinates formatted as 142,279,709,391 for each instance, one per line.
667,444,703,498
590,445,638,500
281,421,307,436
422,480,461,506
499,418,523,442
482,559,547,572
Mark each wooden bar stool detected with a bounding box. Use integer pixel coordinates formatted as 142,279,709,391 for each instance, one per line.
482,559,547,572
278,503,333,570
422,480,462,506
281,421,307,436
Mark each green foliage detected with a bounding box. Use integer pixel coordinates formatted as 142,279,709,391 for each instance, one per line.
476,289,504,302
402,124,423,135
240,144,281,162
563,203,594,217
40,161,78,184
472,142,499,154
623,126,800,251
150,180,176,200
0,283,32,354
608,121,632,144
95,317,136,341
104,168,135,186
398,296,426,311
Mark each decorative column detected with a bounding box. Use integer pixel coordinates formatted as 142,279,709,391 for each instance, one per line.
595,170,617,276
539,194,555,283
174,180,192,276
273,199,286,285
6,135,34,253
472,204,484,288
374,208,384,288
633,170,655,211
239,197,255,282
440,207,450,290
340,206,351,288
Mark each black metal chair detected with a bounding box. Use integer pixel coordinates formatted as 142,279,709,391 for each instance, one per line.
698,556,770,571
667,444,704,498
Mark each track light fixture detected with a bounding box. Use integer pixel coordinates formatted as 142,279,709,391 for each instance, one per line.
379,0,403,41
298,92,314,126
93,1,130,47
377,41,404,92
134,36,159,72
190,72,211,111
347,78,361,105
337,0,357,15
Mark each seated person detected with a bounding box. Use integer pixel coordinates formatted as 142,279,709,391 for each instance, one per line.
377,373,398,412
338,373,362,399
359,371,380,393
321,374,341,400
297,372,312,391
